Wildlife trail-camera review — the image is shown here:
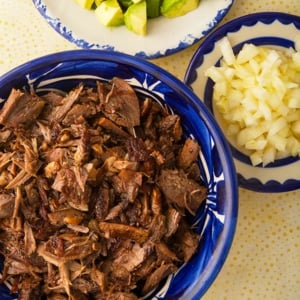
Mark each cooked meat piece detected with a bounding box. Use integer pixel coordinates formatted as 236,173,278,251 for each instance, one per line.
52,168,74,193
148,214,167,242
48,294,68,300
22,137,41,175
12,186,22,219
96,80,111,106
174,220,200,262
157,169,207,215
63,103,97,126
59,262,71,296
97,117,130,138
150,186,162,215
4,257,43,276
126,137,149,162
18,275,42,300
41,90,65,106
103,77,140,127
94,186,111,221
38,238,97,266
112,169,143,202
72,165,89,192
70,288,90,300
100,146,126,162
0,152,14,171
98,222,149,243
71,276,98,295
45,147,69,166
52,168,90,211
0,192,15,218
105,199,128,221
158,114,182,142
90,267,106,293
0,89,45,128
24,179,41,204
4,169,32,189
113,242,152,273
140,97,153,118
73,125,90,166
110,160,139,172
47,208,85,226
24,221,37,255
45,84,83,123
155,242,179,263
133,253,157,279
36,120,52,144
177,138,200,169
0,128,12,143
142,263,177,295
165,207,182,238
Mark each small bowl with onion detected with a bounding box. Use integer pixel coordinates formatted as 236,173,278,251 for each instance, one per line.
185,12,300,192
0,50,238,299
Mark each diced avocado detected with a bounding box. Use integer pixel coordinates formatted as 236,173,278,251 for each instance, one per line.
118,0,134,10
124,1,147,36
95,0,124,27
146,0,161,18
94,0,104,6
74,0,94,9
160,0,200,18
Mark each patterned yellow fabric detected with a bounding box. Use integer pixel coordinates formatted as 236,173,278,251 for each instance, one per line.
0,1,299,299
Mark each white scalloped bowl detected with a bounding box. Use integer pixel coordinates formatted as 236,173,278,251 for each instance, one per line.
185,12,300,193
32,0,234,58
0,50,238,300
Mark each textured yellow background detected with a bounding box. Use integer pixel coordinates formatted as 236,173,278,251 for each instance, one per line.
0,1,300,299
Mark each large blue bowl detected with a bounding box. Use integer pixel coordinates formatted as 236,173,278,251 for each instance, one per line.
0,50,238,300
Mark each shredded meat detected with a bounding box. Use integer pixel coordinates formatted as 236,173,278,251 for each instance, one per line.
0,78,207,299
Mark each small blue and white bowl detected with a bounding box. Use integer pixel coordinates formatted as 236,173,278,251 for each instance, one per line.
185,12,300,193
0,50,238,299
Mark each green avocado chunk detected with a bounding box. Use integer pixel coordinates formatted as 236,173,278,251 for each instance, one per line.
95,0,124,27
160,0,200,18
118,0,134,9
94,0,104,6
74,0,95,9
146,0,162,18
124,1,147,36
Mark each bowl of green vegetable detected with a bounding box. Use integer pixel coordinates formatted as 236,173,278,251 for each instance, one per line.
32,0,234,58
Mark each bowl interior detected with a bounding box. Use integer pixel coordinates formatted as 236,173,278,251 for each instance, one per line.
205,38,299,168
0,51,238,299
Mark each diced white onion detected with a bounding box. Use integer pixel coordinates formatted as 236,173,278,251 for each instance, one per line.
205,37,300,166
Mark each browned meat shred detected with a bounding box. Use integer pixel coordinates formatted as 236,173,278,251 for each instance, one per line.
0,78,207,299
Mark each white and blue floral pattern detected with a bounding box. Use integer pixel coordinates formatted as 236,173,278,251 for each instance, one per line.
0,50,238,299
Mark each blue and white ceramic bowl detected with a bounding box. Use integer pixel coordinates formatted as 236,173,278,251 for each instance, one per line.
0,50,238,299
185,12,300,193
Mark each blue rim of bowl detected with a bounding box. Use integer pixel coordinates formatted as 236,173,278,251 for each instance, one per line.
184,12,300,193
0,50,238,299
31,0,234,59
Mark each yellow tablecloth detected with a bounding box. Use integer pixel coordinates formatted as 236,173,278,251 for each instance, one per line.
0,1,299,299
